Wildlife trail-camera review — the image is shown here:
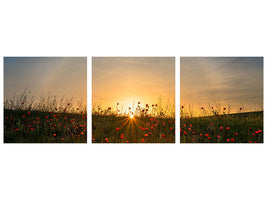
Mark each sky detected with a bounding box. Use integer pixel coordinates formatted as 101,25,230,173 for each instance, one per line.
4,57,87,107
180,57,263,113
92,57,175,112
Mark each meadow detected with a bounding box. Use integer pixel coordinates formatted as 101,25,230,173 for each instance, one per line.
92,102,175,143
4,90,87,143
180,106,263,143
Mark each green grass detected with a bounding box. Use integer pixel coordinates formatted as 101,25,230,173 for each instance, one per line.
4,109,87,143
180,111,263,143
92,115,175,143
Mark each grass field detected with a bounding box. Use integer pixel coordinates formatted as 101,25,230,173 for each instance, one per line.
180,110,263,143
4,109,87,143
92,104,175,143
4,91,87,143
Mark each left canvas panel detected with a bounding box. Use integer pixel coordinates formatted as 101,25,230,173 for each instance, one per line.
4,57,87,143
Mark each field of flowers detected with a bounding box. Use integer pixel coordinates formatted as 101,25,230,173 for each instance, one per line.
92,103,175,143
4,91,87,143
180,106,263,143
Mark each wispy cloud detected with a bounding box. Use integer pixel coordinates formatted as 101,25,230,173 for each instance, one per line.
181,57,263,112
4,57,87,104
92,57,175,108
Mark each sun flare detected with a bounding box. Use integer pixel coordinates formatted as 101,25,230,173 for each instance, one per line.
129,114,134,119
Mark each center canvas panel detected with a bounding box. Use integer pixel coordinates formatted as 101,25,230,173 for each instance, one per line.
92,57,175,143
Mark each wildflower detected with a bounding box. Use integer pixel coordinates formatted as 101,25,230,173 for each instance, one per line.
162,134,165,138
217,135,220,138
184,131,187,135
205,134,209,137
116,127,119,131
208,137,211,140
226,139,230,142
223,107,226,110
210,123,213,126
231,138,235,142
170,127,173,130
108,107,111,110
226,127,230,130
144,134,148,137
53,134,56,137
219,127,223,130
141,139,145,142
235,133,238,136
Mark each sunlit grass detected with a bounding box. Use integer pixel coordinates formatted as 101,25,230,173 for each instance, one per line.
92,101,175,143
180,104,263,143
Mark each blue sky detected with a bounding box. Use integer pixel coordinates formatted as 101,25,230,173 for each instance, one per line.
4,57,87,105
180,57,263,112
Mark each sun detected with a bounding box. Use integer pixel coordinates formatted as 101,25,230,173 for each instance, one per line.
129,114,134,119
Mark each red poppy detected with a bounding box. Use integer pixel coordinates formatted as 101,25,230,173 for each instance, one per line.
217,135,220,138
219,127,223,130
116,127,119,131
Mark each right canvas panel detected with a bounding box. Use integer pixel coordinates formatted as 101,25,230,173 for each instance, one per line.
180,57,263,143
